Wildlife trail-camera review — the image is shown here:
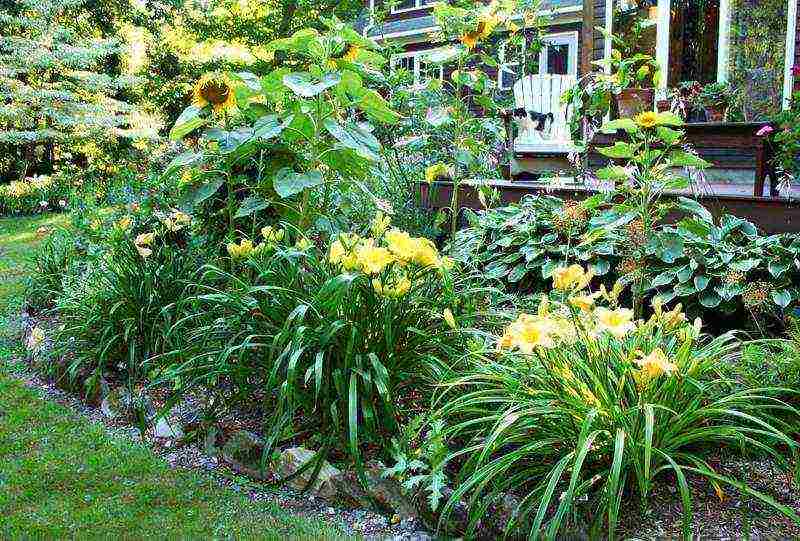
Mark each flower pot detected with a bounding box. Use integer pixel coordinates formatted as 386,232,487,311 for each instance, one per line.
686,107,707,123
705,105,726,122
615,88,655,118
656,99,671,113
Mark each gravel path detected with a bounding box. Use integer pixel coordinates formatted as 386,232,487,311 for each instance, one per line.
4,359,433,541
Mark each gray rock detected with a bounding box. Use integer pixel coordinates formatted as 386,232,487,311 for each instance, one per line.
274,446,341,499
221,430,270,480
154,416,184,439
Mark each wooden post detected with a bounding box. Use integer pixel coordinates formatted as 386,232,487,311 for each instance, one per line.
581,0,594,75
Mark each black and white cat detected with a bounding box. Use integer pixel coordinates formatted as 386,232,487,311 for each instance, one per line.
511,108,554,137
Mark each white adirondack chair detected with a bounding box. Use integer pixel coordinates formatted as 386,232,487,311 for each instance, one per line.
512,74,577,154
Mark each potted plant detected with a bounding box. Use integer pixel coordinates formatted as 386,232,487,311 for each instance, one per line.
668,81,706,122
699,81,734,122
595,24,662,118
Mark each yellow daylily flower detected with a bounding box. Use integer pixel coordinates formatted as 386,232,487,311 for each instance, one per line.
552,264,590,292
356,244,394,275
635,348,677,379
443,308,457,329
594,307,635,338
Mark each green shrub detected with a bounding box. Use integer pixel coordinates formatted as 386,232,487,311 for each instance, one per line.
430,270,800,538
0,175,72,216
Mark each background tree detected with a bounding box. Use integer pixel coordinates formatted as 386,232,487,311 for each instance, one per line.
0,0,145,181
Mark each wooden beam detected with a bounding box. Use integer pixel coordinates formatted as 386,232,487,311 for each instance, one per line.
581,0,594,75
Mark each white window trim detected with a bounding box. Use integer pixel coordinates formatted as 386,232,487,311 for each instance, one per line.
497,31,579,90
605,0,797,109
389,0,437,15
390,47,445,89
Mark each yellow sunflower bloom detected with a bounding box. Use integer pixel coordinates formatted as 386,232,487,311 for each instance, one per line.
193,73,237,115
634,111,659,128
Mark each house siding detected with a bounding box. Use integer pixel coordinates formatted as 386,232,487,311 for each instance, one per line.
795,5,800,91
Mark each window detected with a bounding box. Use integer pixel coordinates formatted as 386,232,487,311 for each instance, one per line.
389,0,437,14
497,31,578,90
605,0,797,115
390,49,445,88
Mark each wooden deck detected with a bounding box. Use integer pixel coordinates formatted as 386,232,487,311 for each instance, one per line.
420,180,800,234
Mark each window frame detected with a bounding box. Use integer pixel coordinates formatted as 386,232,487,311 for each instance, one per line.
603,0,799,108
389,0,438,15
390,47,446,89
497,31,579,90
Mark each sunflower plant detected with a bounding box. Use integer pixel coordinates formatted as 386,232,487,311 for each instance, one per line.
432,264,800,539
594,111,710,317
415,0,542,244
164,17,400,241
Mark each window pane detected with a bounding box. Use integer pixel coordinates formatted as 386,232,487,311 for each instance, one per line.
392,0,416,11
728,0,788,120
545,43,569,75
667,0,720,86
613,1,657,58
418,58,442,84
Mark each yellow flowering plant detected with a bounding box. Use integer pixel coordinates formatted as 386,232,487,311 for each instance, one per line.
433,265,800,538
158,216,494,491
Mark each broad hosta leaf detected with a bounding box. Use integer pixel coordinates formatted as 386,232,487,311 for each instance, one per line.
694,275,710,291
669,150,710,168
653,233,685,263
273,168,323,198
508,263,527,283
591,258,610,276
731,258,760,272
677,265,693,283
677,197,713,223
597,142,634,159
772,289,792,308
650,269,677,288
179,177,225,208
283,72,341,97
323,118,380,160
169,106,207,141
235,195,270,218
768,260,791,278
674,282,696,296
699,291,722,308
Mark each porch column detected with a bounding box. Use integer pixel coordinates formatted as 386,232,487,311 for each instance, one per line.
655,0,671,100
783,0,799,107
603,0,613,74
717,0,731,82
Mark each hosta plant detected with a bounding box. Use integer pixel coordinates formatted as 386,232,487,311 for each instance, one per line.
432,265,799,539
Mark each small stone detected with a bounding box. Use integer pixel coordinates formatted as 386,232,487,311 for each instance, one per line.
154,416,184,439
221,430,270,480
274,447,341,499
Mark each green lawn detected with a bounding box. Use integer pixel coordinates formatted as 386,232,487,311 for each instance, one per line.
0,213,345,539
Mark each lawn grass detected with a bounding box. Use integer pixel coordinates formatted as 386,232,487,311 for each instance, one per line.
0,213,346,539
